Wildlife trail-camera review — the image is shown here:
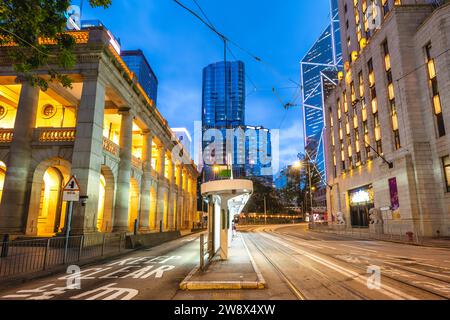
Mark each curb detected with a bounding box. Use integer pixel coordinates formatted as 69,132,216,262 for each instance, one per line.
179,235,266,291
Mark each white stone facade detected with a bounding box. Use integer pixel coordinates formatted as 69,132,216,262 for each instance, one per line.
0,28,198,237
324,1,450,237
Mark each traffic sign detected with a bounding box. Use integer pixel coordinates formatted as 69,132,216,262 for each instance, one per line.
63,175,80,202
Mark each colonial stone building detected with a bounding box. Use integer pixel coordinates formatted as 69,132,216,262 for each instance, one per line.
0,27,198,237
324,0,450,236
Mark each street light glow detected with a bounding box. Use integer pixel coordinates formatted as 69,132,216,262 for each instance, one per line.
293,161,302,169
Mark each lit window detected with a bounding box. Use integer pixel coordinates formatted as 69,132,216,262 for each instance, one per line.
442,156,450,192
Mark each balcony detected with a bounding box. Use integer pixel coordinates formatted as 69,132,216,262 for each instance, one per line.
34,128,76,143
103,137,120,158
131,156,143,170
0,129,13,144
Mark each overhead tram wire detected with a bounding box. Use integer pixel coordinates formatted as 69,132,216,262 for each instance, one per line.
191,0,258,97
174,0,302,104
190,0,298,103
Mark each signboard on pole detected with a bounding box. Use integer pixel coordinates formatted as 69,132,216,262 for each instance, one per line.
63,176,80,202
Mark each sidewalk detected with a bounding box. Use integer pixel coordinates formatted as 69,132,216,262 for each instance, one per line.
310,227,450,249
180,234,266,290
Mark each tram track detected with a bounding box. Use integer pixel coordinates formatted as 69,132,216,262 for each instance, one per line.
267,230,449,300
277,230,450,284
244,233,307,300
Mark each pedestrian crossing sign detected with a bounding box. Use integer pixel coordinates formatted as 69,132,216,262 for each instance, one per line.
63,175,80,202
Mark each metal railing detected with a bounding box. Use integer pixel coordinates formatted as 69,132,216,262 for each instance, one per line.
0,233,126,280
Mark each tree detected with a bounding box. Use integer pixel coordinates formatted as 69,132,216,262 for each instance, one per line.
0,0,111,90
243,178,284,214
277,154,322,216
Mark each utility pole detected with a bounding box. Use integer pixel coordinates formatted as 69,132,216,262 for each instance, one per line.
264,196,267,225
308,160,314,225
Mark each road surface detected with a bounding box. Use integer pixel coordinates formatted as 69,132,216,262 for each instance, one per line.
0,224,449,300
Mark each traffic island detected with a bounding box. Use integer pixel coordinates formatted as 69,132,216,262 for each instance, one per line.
179,234,266,290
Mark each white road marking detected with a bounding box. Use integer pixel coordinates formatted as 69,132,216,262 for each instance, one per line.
341,244,378,253
2,294,31,299
273,233,330,250
71,283,138,300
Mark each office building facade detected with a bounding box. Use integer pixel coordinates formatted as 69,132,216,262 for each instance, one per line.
201,61,246,181
121,50,158,106
324,0,450,236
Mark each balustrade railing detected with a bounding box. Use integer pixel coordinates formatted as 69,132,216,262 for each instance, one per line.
0,129,13,143
36,128,76,142
103,137,120,157
131,156,143,170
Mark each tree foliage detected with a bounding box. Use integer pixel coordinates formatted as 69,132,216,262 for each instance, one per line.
276,155,322,214
243,178,284,214
0,0,111,90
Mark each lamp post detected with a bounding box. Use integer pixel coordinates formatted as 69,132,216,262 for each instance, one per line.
294,156,315,225
264,195,267,225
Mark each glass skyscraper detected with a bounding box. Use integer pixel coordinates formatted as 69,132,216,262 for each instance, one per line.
121,50,158,106
202,61,246,130
300,0,342,184
202,61,247,181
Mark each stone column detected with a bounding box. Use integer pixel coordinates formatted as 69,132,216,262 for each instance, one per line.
112,107,133,232
139,130,152,232
157,145,165,177
0,82,39,235
156,147,166,231
71,76,106,235
167,157,176,230
176,165,183,230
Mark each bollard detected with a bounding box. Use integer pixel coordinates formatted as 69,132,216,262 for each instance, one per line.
101,233,107,256
406,231,414,242
160,220,163,233
1,234,10,258
134,219,138,235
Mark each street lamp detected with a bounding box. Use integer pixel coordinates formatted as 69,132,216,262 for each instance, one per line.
293,161,302,169
213,164,220,180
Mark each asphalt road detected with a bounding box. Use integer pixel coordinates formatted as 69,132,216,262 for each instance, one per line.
1,224,449,300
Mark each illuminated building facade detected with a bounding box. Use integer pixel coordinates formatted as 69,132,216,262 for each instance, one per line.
324,0,450,236
0,27,198,237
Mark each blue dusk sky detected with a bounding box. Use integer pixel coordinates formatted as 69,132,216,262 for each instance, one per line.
81,0,332,171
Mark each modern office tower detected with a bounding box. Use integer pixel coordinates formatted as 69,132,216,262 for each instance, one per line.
121,50,158,106
324,0,450,236
301,0,343,184
201,61,246,181
202,61,246,130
